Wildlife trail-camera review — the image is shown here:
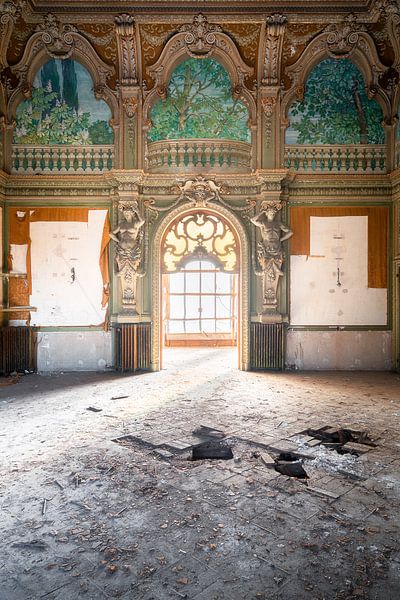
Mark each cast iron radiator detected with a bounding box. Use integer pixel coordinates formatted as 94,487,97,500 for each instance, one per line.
250,322,285,370
115,323,151,372
0,326,37,375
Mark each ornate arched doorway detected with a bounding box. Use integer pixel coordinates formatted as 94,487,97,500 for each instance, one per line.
151,205,250,371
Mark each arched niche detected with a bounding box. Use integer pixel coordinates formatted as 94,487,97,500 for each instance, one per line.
143,16,256,127
12,57,115,147
281,30,391,129
7,28,118,126
151,203,250,371
285,57,385,146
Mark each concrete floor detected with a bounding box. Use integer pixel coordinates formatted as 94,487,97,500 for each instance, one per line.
1,347,400,600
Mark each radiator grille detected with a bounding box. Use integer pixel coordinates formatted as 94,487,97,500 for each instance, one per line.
250,322,285,370
115,323,151,372
0,326,37,375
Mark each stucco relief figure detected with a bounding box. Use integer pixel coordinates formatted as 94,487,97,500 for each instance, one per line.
110,201,145,311
250,201,293,317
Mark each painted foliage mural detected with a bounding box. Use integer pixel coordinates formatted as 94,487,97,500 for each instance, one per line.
286,59,384,145
148,58,250,143
14,59,114,145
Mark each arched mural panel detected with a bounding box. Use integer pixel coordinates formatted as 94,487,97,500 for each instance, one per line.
148,58,250,143
285,58,385,145
14,59,114,146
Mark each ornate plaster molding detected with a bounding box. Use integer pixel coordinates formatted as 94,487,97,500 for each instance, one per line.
260,94,277,148
178,13,222,58
34,13,77,58
115,14,137,86
262,14,287,86
0,0,23,71
373,0,400,67
122,96,138,118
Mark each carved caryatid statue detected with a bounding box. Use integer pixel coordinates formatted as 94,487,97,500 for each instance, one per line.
110,201,145,311
250,200,293,318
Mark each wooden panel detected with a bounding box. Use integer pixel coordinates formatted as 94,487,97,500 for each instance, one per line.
290,206,388,288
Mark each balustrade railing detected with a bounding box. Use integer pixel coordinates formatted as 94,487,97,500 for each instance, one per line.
11,145,114,174
284,144,387,174
146,139,252,173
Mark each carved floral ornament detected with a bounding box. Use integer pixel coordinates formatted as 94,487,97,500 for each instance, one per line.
35,13,77,59
179,13,222,58
324,14,367,57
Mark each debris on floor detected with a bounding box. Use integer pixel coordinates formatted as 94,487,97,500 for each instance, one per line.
1,349,400,600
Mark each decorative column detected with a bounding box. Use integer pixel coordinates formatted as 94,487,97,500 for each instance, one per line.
251,175,292,323
109,176,145,318
0,0,22,173
115,14,141,169
259,14,287,169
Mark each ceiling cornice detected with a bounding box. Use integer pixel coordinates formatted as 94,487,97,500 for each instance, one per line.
26,0,373,17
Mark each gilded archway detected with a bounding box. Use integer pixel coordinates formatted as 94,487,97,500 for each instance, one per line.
151,203,250,371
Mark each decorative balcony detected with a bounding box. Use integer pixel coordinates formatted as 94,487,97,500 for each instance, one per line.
11,145,114,174
284,144,387,174
145,139,252,174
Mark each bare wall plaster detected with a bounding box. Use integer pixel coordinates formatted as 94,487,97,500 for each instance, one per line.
37,330,112,372
286,330,392,370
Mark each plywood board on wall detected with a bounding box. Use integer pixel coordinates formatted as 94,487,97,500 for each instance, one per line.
290,206,388,288
8,207,110,326
30,210,107,326
289,207,388,327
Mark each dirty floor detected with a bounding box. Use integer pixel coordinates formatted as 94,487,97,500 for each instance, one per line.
1,348,400,600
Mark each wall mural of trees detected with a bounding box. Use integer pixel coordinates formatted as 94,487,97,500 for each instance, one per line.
14,59,114,145
148,58,250,143
286,58,385,145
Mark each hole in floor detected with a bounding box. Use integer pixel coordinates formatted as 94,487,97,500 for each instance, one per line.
274,452,309,479
190,441,234,461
